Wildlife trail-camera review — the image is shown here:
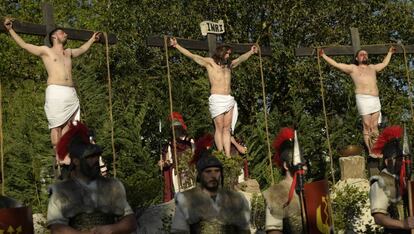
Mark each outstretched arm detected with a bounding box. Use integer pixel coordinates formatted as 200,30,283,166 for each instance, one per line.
4,18,47,56
373,213,414,230
71,32,100,58
231,45,258,68
319,48,354,74
170,38,211,67
372,46,395,72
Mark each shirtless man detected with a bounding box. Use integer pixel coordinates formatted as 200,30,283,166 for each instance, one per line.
4,18,100,164
170,37,257,157
319,46,395,156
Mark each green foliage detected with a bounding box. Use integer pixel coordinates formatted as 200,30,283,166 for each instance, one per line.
214,150,243,188
331,183,381,233
250,192,266,231
332,184,367,231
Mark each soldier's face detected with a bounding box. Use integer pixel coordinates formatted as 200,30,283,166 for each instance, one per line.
80,154,101,179
200,167,221,191
385,157,403,175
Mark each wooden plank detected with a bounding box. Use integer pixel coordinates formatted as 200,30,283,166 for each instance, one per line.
0,20,117,44
207,34,217,57
42,3,55,46
295,45,414,57
295,46,354,57
147,36,272,56
350,27,361,54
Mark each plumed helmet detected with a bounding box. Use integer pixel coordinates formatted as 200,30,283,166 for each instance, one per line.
372,125,403,159
169,112,187,130
272,127,295,168
57,121,101,160
191,133,214,165
68,142,102,159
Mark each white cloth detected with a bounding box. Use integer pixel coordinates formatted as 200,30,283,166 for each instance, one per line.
208,94,238,133
355,94,381,123
44,85,80,129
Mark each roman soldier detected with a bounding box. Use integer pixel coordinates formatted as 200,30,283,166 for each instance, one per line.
262,127,304,233
369,125,414,232
159,112,195,202
47,122,136,233
171,143,251,233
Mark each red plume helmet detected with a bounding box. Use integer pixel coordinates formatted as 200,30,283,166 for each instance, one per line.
169,112,187,130
191,133,214,165
272,128,295,168
56,121,90,160
372,126,403,155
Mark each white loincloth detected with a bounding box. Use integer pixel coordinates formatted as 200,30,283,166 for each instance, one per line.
44,85,80,129
355,94,382,123
209,94,238,133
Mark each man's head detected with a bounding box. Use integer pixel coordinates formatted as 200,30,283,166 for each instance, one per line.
354,49,369,65
69,142,103,180
372,126,403,175
196,155,223,192
273,128,306,176
48,27,67,46
212,45,232,66
169,112,187,138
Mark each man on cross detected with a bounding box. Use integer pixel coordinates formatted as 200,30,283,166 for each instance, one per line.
170,37,257,157
319,46,395,156
4,18,100,165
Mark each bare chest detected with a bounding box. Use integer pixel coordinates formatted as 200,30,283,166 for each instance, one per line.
208,64,231,80
44,49,72,66
352,66,376,79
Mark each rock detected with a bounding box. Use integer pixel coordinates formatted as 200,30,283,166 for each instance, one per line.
136,200,175,233
339,155,366,180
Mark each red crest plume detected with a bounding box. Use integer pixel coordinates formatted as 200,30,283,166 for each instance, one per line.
56,121,90,160
169,112,187,130
372,125,403,155
272,127,295,168
191,133,214,164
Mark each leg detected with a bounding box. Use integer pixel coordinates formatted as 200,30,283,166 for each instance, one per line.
222,108,234,157
213,114,224,152
361,115,372,155
50,127,62,155
369,111,380,146
51,124,71,165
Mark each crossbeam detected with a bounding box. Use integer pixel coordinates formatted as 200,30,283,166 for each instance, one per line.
147,36,272,56
295,27,414,57
1,19,117,44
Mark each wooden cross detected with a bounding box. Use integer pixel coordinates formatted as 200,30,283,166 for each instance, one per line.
147,33,272,56
0,3,117,45
0,2,118,187
295,27,414,183
295,27,414,56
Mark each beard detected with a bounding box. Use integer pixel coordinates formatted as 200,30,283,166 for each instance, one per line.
358,59,368,65
200,177,219,192
80,160,101,180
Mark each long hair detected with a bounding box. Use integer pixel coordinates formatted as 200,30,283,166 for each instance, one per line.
212,45,232,66
353,49,368,65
